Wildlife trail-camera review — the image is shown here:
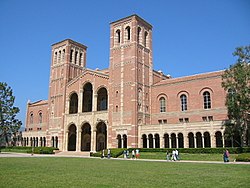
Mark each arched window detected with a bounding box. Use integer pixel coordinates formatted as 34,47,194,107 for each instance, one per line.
125,26,131,41
159,97,166,112
54,52,57,64
79,53,83,66
203,91,211,109
137,27,141,44
69,93,78,114
144,31,148,47
30,113,33,124
116,29,121,44
82,83,93,112
70,50,73,62
180,94,187,111
97,88,108,111
58,51,61,63
39,112,42,123
75,51,78,64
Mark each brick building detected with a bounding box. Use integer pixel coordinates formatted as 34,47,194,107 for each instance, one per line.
22,14,233,152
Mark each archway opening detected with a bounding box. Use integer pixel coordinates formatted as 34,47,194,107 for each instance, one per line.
96,121,107,151
68,124,77,151
81,123,91,151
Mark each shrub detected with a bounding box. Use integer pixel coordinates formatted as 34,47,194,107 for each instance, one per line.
90,148,124,158
235,153,250,162
1,146,57,154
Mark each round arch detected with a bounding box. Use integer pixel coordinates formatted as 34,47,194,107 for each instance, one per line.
96,121,107,151
81,123,91,151
68,124,77,151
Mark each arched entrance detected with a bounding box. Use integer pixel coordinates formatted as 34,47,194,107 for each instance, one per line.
68,124,77,151
171,133,177,148
142,134,147,148
215,131,223,147
178,133,184,148
188,132,194,148
117,134,121,148
96,121,107,151
155,134,160,148
204,132,211,147
148,134,153,148
164,133,169,148
81,123,91,151
123,134,127,148
196,132,202,148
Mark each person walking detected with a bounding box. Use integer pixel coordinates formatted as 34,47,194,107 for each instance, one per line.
166,150,170,161
132,150,135,159
101,149,105,159
135,149,140,159
171,150,176,161
107,148,111,159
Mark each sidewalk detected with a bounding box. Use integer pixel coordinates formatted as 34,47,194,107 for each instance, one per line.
0,152,249,165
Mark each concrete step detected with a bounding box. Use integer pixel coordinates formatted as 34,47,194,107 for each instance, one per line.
55,151,90,157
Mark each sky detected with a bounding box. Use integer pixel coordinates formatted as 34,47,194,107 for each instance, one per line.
0,0,249,128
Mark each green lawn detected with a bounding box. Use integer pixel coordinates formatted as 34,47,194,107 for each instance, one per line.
0,157,249,187
138,152,239,162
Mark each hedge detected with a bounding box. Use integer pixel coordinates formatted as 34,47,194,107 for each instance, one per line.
91,148,124,158
235,153,250,162
0,146,58,154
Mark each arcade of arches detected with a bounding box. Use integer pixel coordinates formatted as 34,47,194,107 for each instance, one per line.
66,121,107,152
141,131,241,148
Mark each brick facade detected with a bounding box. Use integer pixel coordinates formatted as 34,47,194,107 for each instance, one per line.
22,15,229,152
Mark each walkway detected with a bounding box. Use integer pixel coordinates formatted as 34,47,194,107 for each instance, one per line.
1,152,249,165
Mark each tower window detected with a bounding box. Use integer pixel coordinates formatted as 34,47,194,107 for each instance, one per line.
70,50,73,62
203,91,211,109
144,31,148,47
39,112,42,123
125,26,130,41
54,52,57,64
137,27,141,44
79,53,83,66
75,51,78,64
30,113,33,124
58,51,61,63
116,29,121,44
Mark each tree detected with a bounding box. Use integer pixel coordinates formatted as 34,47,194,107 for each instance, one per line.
222,46,250,147
0,82,22,146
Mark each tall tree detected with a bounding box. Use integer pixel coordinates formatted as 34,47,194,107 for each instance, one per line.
222,46,250,147
0,82,22,146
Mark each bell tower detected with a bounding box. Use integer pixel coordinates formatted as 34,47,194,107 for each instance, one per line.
47,39,87,149
108,15,153,148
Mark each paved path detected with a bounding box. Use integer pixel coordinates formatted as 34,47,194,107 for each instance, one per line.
0,152,249,165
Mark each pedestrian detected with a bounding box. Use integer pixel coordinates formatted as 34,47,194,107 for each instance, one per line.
171,150,176,161
132,150,135,159
166,150,170,161
101,149,105,159
175,149,179,160
123,150,127,159
223,149,230,162
126,150,130,159
107,148,111,159
135,149,140,159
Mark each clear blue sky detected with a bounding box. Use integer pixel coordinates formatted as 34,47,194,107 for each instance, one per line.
0,0,249,127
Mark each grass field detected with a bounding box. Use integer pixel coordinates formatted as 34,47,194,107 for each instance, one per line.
0,157,249,188
138,152,239,162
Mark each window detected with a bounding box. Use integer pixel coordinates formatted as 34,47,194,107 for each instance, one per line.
184,118,189,123
79,53,83,66
137,27,141,44
39,112,42,123
70,50,73,62
115,105,118,112
54,52,57,64
69,93,78,114
208,116,213,121
144,31,148,47
180,94,187,111
116,29,121,44
203,91,211,109
179,118,183,123
30,113,33,124
159,97,166,112
75,51,78,64
125,26,130,41
202,116,208,121
58,51,61,63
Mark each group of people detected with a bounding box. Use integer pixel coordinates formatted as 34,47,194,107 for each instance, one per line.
101,148,111,159
166,149,180,161
123,149,140,159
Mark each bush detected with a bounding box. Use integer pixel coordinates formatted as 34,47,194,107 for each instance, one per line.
235,153,250,162
1,146,57,154
90,148,124,158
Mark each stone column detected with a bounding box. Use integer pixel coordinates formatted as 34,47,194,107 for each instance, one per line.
65,131,69,151
161,136,164,148
202,136,205,148
169,137,172,148
78,89,83,113
76,130,82,152
121,138,124,148
91,129,96,152
147,138,149,148
222,136,225,148
153,138,155,148
211,135,215,148
176,137,179,148
194,136,197,148
93,94,98,112
184,136,188,148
